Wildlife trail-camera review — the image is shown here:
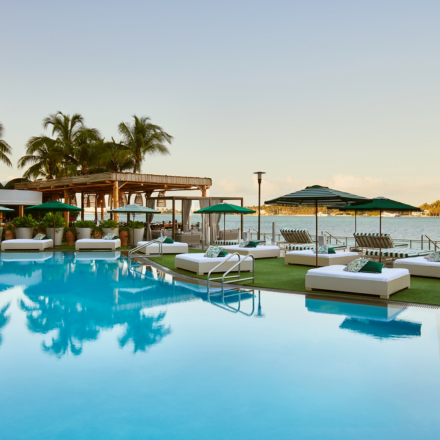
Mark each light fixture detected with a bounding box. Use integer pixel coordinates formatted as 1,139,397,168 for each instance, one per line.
253,171,266,240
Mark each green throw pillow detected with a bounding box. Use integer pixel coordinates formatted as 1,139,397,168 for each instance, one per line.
359,260,384,273
44,235,51,240
245,241,259,248
328,247,336,254
164,238,174,244
218,250,229,257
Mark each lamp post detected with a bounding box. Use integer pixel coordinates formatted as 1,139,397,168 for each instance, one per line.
254,171,265,240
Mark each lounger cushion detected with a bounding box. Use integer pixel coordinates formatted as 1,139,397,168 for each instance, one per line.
75,239,121,250
175,252,253,275
364,248,431,258
285,250,360,267
1,239,53,251
220,245,280,259
285,243,346,251
305,265,410,298
394,256,440,278
138,241,188,255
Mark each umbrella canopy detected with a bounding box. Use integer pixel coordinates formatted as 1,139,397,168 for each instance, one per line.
265,185,369,267
108,204,161,247
194,203,255,246
108,204,160,214
194,203,255,214
25,201,82,248
0,206,15,213
334,197,421,262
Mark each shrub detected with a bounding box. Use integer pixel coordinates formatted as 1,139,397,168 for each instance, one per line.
12,214,39,228
127,221,144,229
101,219,118,229
41,212,67,231
74,220,95,228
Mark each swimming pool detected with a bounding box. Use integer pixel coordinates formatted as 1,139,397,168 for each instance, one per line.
0,252,439,439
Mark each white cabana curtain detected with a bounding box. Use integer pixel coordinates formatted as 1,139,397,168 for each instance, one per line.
182,200,192,232
210,199,222,242
145,198,156,241
199,198,210,246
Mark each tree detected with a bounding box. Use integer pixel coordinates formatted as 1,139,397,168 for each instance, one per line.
0,122,12,167
118,115,173,173
96,138,134,173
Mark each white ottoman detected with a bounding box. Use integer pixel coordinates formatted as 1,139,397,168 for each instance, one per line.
394,256,440,278
138,241,188,255
285,250,360,266
220,245,280,259
1,239,53,251
175,253,253,275
305,265,410,299
75,239,121,251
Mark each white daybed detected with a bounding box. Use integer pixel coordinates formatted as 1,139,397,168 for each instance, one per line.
285,250,360,266
175,253,253,275
137,241,188,255
305,265,410,299
219,245,280,259
75,239,121,251
1,239,53,251
394,256,440,278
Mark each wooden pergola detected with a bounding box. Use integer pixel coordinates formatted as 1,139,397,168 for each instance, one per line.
15,172,244,240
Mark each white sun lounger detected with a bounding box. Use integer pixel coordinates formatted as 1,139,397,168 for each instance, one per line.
75,239,121,251
175,253,253,275
305,265,410,299
137,241,188,255
219,245,280,259
1,239,53,251
285,250,360,266
394,256,440,278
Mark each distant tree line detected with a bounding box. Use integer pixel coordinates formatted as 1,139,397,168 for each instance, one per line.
0,113,173,180
420,201,440,216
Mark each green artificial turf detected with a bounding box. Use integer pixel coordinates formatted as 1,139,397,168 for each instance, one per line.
148,250,440,306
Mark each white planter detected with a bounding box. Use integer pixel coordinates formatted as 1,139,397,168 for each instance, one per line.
15,227,33,239
129,228,145,246
102,227,119,236
76,228,92,240
46,228,64,246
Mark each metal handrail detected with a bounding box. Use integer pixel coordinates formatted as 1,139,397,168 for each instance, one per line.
422,235,439,251
207,252,255,295
128,239,163,259
208,289,255,316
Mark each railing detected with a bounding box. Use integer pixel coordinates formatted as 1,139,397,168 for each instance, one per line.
247,231,440,251
323,231,343,245
128,239,163,259
206,253,255,295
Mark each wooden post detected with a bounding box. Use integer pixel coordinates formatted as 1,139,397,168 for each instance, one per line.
81,193,85,221
172,198,176,241
113,181,119,222
127,192,131,223
94,194,98,222
18,205,24,217
201,186,207,197
64,189,70,224
100,194,104,220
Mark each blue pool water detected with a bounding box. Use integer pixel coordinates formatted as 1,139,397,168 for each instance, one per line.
0,252,439,439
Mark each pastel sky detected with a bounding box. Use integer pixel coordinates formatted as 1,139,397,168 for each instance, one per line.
1,0,439,206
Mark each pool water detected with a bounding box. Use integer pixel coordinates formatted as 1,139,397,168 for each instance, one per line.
0,252,439,439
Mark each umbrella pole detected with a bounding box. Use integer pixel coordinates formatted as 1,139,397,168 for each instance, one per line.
224,214,225,246
53,211,56,249
379,210,382,263
355,211,357,233
315,200,318,268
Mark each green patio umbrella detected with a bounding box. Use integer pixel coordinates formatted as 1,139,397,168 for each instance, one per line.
25,201,83,247
0,206,15,213
335,197,421,262
108,204,161,246
265,185,369,267
194,203,255,246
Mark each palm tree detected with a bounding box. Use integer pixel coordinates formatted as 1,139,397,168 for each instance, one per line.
118,115,173,173
0,122,12,167
18,136,63,179
96,138,134,173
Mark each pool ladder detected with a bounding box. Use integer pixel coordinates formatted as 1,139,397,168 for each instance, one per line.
128,239,163,260
206,252,255,296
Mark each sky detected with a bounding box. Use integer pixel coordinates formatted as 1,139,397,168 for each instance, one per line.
1,0,439,206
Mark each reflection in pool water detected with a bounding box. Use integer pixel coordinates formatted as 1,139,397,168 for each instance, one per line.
0,252,439,440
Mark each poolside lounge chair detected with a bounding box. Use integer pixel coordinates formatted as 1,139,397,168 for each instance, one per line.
75,239,121,251
285,250,360,266
137,241,189,255
393,256,440,278
175,252,253,275
363,248,432,261
219,244,280,259
1,238,53,251
281,228,347,251
305,265,410,299
353,233,408,250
